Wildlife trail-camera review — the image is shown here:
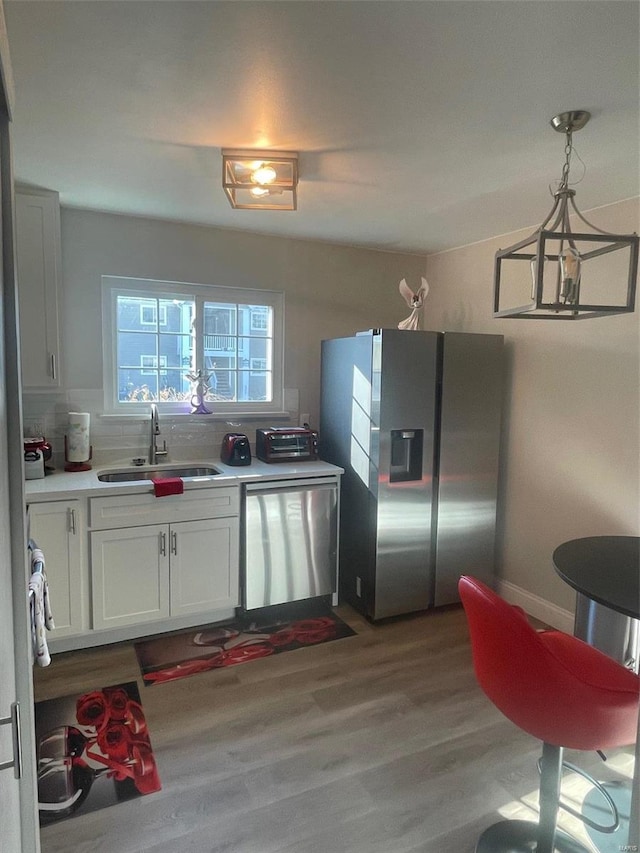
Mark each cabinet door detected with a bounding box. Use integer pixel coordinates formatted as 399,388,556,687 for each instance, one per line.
169,517,239,617
15,190,63,389
91,525,170,629
28,500,84,638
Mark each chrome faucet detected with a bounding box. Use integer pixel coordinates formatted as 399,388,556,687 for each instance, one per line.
149,403,168,465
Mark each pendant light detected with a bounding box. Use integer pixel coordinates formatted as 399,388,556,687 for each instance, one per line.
494,111,638,319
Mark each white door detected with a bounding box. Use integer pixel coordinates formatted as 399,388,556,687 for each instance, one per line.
0,14,41,849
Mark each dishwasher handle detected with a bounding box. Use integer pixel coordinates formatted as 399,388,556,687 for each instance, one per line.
244,477,338,496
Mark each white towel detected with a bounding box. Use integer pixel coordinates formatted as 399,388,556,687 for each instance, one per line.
29,549,54,667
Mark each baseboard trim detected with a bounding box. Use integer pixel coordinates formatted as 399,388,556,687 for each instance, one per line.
496,579,574,633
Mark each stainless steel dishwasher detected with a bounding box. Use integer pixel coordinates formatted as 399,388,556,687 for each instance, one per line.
243,477,338,610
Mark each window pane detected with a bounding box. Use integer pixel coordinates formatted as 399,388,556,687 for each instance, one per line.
159,333,193,371
202,301,273,404
240,336,269,367
117,295,162,332
161,370,190,401
118,331,157,369
160,298,192,333
239,304,272,337
203,303,236,336
119,370,158,402
206,369,236,401
238,370,270,402
116,299,195,404
216,370,236,402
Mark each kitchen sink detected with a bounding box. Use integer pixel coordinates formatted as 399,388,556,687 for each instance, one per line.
97,466,221,483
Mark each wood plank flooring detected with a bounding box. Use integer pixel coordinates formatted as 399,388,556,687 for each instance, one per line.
34,604,635,853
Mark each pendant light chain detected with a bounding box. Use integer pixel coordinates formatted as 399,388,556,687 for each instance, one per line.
559,131,573,191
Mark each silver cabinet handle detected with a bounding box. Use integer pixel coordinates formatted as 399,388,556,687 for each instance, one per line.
68,508,76,535
159,531,167,556
50,353,56,380
171,530,177,555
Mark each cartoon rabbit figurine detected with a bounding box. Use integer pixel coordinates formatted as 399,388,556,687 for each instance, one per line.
398,277,429,331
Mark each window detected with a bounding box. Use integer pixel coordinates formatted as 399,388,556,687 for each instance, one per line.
102,276,284,414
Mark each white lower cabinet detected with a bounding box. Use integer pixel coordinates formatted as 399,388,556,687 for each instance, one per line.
28,500,85,638
91,524,170,630
29,485,242,644
170,517,239,617
89,503,240,631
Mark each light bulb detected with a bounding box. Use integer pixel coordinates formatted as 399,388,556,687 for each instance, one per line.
530,257,548,301
250,186,270,199
251,164,277,185
560,246,581,303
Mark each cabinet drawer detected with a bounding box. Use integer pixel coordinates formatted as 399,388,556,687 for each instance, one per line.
89,487,239,529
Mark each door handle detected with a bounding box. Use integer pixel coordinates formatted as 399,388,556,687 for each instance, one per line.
50,353,56,380
68,508,76,535
0,703,22,779
159,531,167,556
170,530,177,555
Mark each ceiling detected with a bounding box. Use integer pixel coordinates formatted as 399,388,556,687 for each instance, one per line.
4,1,639,256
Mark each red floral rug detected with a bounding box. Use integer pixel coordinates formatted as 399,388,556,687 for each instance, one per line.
135,611,356,686
35,681,161,824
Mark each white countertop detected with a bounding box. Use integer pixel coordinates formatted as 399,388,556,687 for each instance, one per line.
25,458,343,502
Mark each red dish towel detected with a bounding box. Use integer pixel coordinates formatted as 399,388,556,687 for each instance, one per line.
152,477,184,497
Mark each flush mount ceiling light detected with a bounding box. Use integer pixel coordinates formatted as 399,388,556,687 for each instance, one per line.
222,149,298,211
494,110,638,319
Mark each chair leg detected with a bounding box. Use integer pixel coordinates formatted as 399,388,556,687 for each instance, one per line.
475,740,590,853
537,742,563,853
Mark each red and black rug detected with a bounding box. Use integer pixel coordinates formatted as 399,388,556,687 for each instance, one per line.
135,611,356,686
35,681,161,825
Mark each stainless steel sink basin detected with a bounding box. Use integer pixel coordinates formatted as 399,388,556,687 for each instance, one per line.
97,466,221,483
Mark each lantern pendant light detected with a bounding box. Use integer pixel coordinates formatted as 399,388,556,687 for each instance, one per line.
494,110,638,319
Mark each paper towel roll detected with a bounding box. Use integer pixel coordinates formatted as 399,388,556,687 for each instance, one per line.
67,412,90,462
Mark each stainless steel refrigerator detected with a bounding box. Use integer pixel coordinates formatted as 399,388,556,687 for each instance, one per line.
319,329,504,620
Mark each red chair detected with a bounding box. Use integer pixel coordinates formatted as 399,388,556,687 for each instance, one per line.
458,575,639,853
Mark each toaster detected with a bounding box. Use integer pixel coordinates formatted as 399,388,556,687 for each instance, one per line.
220,433,252,466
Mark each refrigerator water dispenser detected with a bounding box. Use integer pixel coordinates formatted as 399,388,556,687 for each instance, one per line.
390,429,423,483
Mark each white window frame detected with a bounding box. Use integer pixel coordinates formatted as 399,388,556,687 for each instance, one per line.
102,275,285,415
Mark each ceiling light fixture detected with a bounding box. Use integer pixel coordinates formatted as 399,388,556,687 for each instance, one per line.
222,149,298,211
494,110,638,319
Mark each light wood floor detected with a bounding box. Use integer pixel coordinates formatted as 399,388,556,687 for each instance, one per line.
34,604,635,853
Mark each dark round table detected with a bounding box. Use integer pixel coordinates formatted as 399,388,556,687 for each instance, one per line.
553,535,640,850
552,535,639,619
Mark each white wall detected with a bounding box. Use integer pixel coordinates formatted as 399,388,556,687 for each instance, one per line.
23,208,427,464
425,197,640,615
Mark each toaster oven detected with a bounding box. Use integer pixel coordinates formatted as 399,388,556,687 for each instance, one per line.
255,427,318,463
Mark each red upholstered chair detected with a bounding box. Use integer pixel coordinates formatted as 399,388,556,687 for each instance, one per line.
458,575,639,853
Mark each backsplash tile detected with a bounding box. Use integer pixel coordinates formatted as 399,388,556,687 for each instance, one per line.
22,389,299,469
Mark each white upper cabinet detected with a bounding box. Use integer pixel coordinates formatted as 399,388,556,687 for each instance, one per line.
15,188,63,389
